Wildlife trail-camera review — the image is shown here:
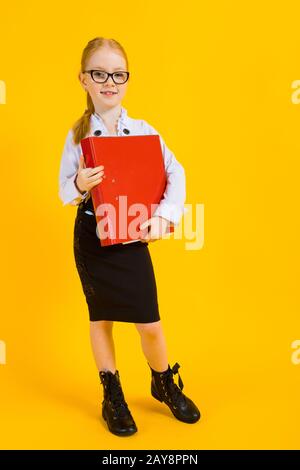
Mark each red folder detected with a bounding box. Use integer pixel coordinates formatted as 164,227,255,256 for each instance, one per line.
80,135,175,247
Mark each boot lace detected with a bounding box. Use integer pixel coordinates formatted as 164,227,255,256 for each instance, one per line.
163,363,187,407
109,376,130,418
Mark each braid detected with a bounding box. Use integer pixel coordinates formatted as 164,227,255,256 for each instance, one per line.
72,94,95,145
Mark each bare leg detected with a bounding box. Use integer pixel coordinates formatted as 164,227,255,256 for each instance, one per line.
89,320,116,373
135,320,169,372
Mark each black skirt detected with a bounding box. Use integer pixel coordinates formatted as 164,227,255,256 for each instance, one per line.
73,196,160,323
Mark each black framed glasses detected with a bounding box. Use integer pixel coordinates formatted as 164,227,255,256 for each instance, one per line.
83,70,130,84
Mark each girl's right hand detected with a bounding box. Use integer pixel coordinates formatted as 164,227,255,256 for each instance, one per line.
76,155,105,192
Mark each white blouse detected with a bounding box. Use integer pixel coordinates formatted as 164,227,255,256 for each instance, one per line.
58,106,187,226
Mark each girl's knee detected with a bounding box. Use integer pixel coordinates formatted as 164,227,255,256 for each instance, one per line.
135,321,161,338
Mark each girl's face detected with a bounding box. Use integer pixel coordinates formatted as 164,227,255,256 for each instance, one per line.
79,47,128,112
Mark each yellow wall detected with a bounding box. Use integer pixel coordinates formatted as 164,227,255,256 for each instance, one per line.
0,0,299,450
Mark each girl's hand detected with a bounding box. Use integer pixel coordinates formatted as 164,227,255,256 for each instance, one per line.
76,155,105,193
139,216,170,243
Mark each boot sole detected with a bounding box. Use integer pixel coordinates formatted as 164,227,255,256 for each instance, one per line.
102,408,138,436
151,387,201,424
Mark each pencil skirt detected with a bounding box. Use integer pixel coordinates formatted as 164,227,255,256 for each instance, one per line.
73,202,161,323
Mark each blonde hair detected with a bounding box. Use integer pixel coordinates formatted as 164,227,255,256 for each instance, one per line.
72,37,129,146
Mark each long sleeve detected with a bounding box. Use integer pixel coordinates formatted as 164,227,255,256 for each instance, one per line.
141,120,187,226
58,129,89,206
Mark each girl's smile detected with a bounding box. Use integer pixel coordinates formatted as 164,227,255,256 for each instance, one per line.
100,90,118,97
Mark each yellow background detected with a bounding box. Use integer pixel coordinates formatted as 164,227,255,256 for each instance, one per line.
0,0,300,450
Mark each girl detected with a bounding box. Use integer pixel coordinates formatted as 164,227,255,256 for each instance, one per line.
58,37,201,437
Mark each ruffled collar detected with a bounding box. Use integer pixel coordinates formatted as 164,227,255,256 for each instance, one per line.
90,106,129,136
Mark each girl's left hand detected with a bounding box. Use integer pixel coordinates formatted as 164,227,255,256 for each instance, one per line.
139,216,170,243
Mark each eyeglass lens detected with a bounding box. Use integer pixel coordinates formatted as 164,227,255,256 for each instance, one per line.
92,71,128,84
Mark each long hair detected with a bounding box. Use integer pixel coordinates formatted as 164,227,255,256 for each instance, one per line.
72,37,129,146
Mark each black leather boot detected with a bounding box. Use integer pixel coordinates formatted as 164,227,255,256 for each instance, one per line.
148,362,201,424
99,369,137,436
